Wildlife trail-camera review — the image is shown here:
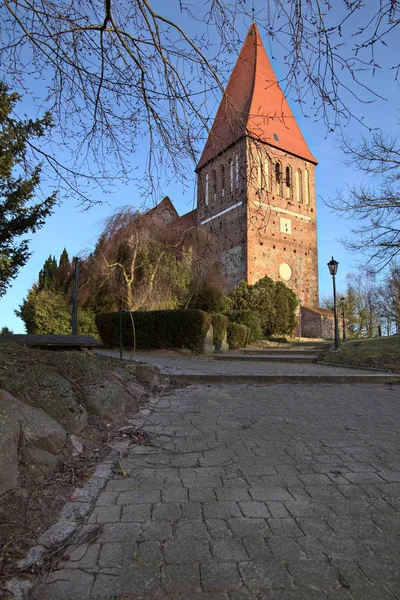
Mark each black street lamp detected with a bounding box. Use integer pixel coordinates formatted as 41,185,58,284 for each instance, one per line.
327,257,340,350
341,297,347,341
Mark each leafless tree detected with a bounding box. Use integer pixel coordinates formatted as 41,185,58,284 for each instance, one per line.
327,130,400,270
0,1,398,206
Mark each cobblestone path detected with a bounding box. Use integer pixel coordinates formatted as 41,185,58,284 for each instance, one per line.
33,383,400,599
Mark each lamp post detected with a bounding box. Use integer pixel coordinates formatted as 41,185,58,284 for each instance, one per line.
327,257,340,350
341,297,347,341
298,297,302,342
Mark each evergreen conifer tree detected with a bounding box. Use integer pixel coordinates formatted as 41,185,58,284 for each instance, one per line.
0,82,56,296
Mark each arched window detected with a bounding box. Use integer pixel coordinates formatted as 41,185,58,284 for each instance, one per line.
304,168,310,205
235,153,240,188
212,169,217,202
229,158,233,192
275,161,282,195
285,165,292,199
220,164,225,198
205,173,209,205
296,169,303,203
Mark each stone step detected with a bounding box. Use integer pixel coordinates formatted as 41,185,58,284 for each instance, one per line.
241,349,322,356
169,373,400,385
215,354,317,363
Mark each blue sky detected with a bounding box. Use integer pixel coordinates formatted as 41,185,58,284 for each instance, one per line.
1,2,398,332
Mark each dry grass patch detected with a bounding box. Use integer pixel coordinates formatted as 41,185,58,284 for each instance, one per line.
320,336,400,373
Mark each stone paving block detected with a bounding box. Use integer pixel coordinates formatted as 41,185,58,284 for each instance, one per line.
206,518,233,538
295,517,335,537
95,491,118,506
370,512,400,533
89,505,121,523
266,501,291,519
241,537,271,561
201,561,243,592
117,490,161,505
348,584,397,600
344,472,386,484
306,486,345,501
238,559,292,589
164,539,211,563
239,501,270,518
135,540,161,563
285,486,312,501
267,537,305,561
268,517,305,537
286,559,340,589
151,502,181,521
189,487,217,502
299,474,333,486
228,518,271,538
356,557,400,583
180,501,202,519
141,520,173,540
162,564,202,593
203,501,242,519
92,564,161,597
325,515,382,537
175,519,209,539
284,499,335,518
62,542,100,570
98,541,137,568
98,522,141,543
105,478,141,492
162,487,188,503
211,538,248,561
215,487,252,502
120,503,152,523
249,486,293,502
32,570,94,599
335,484,369,499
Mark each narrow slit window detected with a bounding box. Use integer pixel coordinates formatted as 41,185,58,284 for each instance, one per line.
212,169,217,202
220,164,225,198
304,168,310,205
275,162,282,195
229,158,233,192
235,153,239,188
205,173,209,205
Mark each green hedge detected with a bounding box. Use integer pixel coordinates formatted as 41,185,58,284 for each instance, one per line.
227,323,249,350
211,314,229,351
229,310,262,343
95,309,211,354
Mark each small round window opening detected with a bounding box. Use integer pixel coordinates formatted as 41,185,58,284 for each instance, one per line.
273,133,279,142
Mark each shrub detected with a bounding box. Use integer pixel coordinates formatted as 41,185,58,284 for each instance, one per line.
227,323,249,349
96,309,212,354
211,314,229,351
189,285,231,314
229,277,298,337
0,326,14,335
229,310,262,342
16,288,98,336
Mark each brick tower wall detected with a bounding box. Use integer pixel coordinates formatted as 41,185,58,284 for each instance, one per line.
245,139,319,307
196,139,248,288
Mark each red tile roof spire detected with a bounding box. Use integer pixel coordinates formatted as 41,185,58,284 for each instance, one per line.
197,23,317,170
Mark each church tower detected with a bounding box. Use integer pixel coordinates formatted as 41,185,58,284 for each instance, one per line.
195,23,319,308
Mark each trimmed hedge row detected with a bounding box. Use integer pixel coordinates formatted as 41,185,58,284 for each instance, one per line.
229,310,262,343
227,323,249,350
95,309,211,354
211,314,229,351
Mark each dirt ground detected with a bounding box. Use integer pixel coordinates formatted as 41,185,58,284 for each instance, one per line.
0,344,155,583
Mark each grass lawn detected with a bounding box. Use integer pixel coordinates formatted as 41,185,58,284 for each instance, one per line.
320,336,400,372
